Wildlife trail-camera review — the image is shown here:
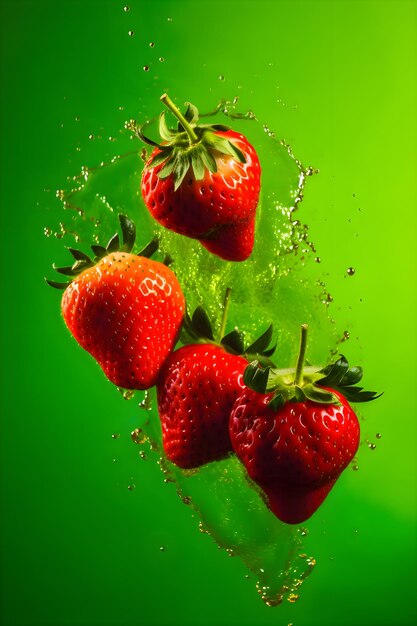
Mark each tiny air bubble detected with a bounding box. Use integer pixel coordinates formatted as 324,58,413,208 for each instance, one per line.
347,267,355,276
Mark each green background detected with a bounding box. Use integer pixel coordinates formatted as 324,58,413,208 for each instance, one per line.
1,1,416,625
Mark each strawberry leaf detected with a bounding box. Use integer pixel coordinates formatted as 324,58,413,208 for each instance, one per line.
106,233,120,253
191,306,214,341
200,146,218,173
183,101,199,125
302,384,339,404
294,386,306,402
67,247,92,263
158,154,177,179
159,112,176,141
119,214,136,252
52,264,77,276
243,360,269,393
340,365,363,386
91,244,107,258
269,393,287,411
221,329,245,355
146,149,172,171
317,355,349,386
245,324,273,355
173,153,191,190
45,278,70,290
331,386,382,403
191,150,205,180
138,238,159,259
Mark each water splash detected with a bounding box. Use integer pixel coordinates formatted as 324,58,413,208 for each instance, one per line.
46,98,342,605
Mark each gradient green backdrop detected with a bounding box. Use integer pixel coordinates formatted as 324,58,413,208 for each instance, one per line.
1,1,416,625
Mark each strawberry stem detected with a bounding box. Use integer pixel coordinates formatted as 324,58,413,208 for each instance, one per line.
160,93,199,145
294,324,309,387
219,287,232,340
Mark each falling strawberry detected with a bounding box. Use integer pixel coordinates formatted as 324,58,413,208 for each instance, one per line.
46,215,185,390
139,94,261,262
230,325,381,524
156,290,276,468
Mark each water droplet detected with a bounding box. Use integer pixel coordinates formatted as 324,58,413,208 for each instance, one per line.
143,65,150,72
347,267,355,276
160,546,165,552
368,443,376,450
139,450,147,460
88,133,95,140
167,17,173,22
44,227,52,237
149,42,155,47
128,30,134,36
288,593,299,603
75,115,80,122
123,5,130,12
139,390,152,410
314,257,321,263
299,527,309,537
111,433,120,440
352,463,359,471
218,74,225,81
108,136,116,142
127,484,136,490
159,56,165,62
131,428,147,444
376,432,382,439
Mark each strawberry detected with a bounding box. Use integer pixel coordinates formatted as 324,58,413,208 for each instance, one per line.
156,293,276,469
230,325,381,524
139,94,261,262
157,343,247,468
46,215,185,390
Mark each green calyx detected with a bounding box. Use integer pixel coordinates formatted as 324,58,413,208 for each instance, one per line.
138,93,247,190
244,324,382,410
45,214,159,290
180,288,276,364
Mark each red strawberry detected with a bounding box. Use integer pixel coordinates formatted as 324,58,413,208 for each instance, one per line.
230,387,360,524
157,343,247,468
230,325,381,524
156,295,276,469
139,94,261,262
47,215,185,390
